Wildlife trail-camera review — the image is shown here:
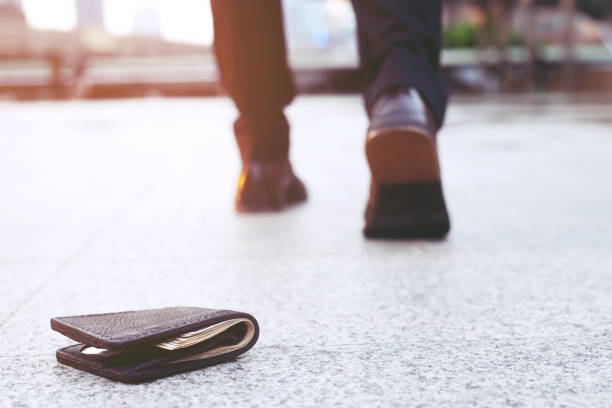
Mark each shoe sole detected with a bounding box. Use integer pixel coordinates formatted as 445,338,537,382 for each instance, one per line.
235,193,306,213
364,127,450,239
363,182,450,239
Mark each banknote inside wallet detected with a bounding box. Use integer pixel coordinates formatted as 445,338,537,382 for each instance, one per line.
79,318,256,365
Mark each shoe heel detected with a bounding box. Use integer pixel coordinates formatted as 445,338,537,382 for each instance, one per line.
366,128,440,184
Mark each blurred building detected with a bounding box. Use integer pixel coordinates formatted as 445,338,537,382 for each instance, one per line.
444,0,486,26
284,0,329,48
2,0,612,100
283,0,354,47
75,0,104,28
0,0,25,25
0,0,28,59
132,7,161,37
443,0,610,46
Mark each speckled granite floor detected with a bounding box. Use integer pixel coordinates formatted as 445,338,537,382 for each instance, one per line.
1,96,611,407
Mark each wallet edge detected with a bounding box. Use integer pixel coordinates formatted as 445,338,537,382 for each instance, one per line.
56,340,257,384
55,317,260,383
50,307,253,350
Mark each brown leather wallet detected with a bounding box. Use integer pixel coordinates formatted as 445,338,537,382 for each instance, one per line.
51,307,259,383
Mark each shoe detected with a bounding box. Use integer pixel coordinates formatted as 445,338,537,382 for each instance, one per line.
235,159,307,212
364,88,450,238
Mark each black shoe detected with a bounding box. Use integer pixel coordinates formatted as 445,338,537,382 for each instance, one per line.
236,159,307,212
364,88,450,238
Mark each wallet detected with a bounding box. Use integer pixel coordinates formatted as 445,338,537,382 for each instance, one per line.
51,307,259,383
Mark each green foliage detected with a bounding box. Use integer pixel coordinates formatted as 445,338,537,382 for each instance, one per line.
443,23,479,48
508,31,524,47
443,23,524,49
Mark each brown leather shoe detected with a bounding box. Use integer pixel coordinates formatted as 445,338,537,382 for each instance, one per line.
364,88,450,238
235,159,307,212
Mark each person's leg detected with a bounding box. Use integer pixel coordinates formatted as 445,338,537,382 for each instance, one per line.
351,0,450,238
351,0,447,127
210,0,295,162
210,0,306,212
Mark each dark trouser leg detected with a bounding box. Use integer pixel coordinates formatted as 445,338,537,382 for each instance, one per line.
210,0,294,162
351,0,447,128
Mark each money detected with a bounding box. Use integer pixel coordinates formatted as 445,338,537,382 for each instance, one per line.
81,346,106,355
155,318,251,351
163,319,256,365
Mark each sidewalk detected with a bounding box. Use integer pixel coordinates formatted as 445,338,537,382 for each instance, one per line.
1,96,611,407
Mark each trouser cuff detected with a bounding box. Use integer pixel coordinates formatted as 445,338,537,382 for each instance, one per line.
365,49,447,129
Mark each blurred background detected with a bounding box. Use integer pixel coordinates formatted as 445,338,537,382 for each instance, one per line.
2,4,612,404
1,0,612,100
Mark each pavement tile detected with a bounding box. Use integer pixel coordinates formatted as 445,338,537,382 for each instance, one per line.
1,97,611,407
1,340,610,408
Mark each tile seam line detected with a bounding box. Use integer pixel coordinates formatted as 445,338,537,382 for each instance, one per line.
0,184,157,329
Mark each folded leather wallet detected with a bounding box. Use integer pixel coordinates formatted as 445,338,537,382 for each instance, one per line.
51,306,259,383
